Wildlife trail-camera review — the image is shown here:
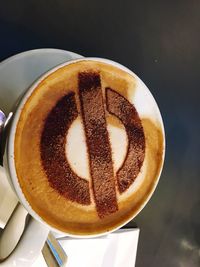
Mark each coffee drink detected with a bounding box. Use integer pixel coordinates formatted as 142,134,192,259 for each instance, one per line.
14,60,164,235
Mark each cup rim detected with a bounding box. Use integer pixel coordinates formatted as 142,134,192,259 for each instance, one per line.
7,57,166,237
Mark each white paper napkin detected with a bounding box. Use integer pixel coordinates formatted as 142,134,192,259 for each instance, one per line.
0,167,18,229
33,229,139,267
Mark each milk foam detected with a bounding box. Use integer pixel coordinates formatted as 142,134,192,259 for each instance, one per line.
133,77,161,125
66,116,128,180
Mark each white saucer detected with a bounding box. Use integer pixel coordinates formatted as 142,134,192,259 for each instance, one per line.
0,48,83,115
0,48,83,228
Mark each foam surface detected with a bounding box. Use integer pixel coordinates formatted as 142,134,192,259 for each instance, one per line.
14,60,165,235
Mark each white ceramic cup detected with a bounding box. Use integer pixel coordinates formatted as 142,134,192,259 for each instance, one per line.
0,57,165,267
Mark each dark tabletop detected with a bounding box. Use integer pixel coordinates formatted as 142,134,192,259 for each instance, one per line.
0,1,200,266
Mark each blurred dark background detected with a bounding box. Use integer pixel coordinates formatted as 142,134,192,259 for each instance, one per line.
0,1,200,266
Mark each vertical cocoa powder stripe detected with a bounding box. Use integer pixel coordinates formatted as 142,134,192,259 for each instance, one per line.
78,72,118,218
40,93,90,205
106,88,145,193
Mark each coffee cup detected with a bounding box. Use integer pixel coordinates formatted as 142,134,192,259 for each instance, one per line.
0,57,165,266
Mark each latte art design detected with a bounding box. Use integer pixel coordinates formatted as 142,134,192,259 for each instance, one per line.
40,72,145,218
14,60,164,235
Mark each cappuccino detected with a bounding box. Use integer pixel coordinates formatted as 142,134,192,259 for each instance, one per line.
14,60,164,235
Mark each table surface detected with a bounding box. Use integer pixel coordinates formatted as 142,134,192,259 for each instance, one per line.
0,1,200,266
